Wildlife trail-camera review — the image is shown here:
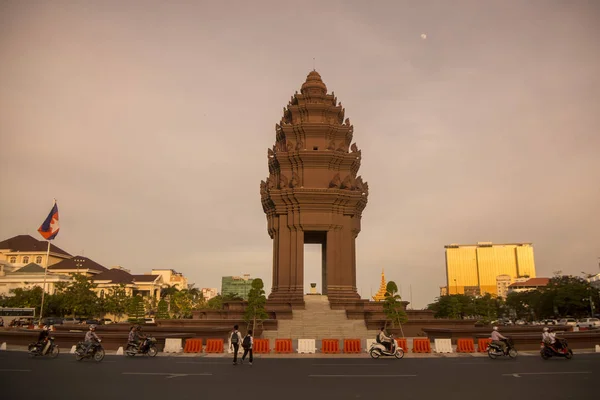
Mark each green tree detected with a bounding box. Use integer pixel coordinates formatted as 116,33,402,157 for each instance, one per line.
5,287,43,315
206,293,242,310
127,295,146,322
243,278,269,333
170,290,194,318
473,293,499,323
427,294,483,320
102,284,129,322
206,294,223,310
60,274,99,318
503,275,599,320
156,298,170,319
382,281,408,336
160,285,179,299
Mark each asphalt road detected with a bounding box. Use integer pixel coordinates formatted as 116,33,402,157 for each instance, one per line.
1,351,598,400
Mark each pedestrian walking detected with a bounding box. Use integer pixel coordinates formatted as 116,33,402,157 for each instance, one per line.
229,324,242,365
240,329,253,365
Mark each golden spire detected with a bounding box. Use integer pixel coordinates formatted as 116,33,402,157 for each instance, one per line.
372,268,387,301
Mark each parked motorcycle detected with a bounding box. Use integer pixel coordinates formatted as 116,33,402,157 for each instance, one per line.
74,341,105,362
541,338,573,360
28,337,59,358
369,335,404,359
125,337,158,357
487,338,518,359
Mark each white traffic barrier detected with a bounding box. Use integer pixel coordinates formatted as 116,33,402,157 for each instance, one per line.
70,345,77,354
595,344,600,353
365,339,376,352
297,339,316,354
434,338,453,353
116,346,124,355
163,338,183,353
0,342,6,351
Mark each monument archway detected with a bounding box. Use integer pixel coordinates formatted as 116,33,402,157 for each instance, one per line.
260,71,369,308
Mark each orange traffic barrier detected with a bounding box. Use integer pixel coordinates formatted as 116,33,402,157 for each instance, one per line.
343,339,361,354
456,338,475,353
478,338,492,352
205,339,224,353
412,338,432,353
253,338,270,354
395,338,408,351
321,339,340,354
275,339,293,354
183,338,203,353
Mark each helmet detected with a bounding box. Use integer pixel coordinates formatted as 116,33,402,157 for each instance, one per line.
89,324,97,330
492,326,499,331
42,325,48,331
543,327,549,332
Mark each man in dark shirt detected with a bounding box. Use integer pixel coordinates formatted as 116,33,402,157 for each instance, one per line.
36,325,50,354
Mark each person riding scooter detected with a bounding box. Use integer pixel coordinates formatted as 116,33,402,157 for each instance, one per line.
36,325,50,354
543,327,563,350
542,327,554,345
491,326,508,354
83,325,101,354
378,327,393,353
135,325,147,352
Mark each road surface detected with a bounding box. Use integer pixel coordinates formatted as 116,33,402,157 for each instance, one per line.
1,351,597,399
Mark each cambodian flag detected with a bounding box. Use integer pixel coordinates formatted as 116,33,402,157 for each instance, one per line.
38,201,60,240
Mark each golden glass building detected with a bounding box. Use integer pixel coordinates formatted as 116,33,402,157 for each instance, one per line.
444,242,536,297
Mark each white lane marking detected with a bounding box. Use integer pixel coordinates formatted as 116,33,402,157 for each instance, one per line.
503,371,592,378
312,363,390,366
176,361,231,364
123,372,212,379
309,374,417,378
456,362,488,365
0,369,31,372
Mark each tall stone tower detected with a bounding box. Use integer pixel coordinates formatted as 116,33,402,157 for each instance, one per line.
260,70,369,308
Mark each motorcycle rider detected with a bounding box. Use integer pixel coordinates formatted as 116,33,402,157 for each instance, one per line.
378,327,393,353
548,327,563,350
36,325,50,354
491,326,508,354
135,325,147,352
542,327,554,345
83,324,101,354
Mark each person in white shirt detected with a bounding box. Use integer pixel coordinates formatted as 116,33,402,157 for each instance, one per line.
229,324,243,365
378,327,392,352
491,326,508,353
542,327,555,345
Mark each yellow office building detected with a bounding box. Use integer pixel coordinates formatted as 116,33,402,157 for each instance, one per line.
445,242,536,297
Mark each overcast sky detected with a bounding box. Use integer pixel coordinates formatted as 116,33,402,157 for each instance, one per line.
1,0,598,308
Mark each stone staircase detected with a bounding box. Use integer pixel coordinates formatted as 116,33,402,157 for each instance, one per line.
262,295,379,341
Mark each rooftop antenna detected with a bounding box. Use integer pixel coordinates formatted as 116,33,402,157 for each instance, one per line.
313,57,315,71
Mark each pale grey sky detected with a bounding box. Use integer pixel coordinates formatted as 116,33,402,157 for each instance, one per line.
1,0,598,308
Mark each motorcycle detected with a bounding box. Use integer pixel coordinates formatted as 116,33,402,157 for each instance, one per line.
74,340,105,362
125,337,158,357
541,338,573,360
28,337,59,358
369,335,405,359
487,338,518,359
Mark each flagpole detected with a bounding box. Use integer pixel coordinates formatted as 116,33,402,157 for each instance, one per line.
39,240,51,324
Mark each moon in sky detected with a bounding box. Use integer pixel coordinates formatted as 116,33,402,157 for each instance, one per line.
421,33,427,39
